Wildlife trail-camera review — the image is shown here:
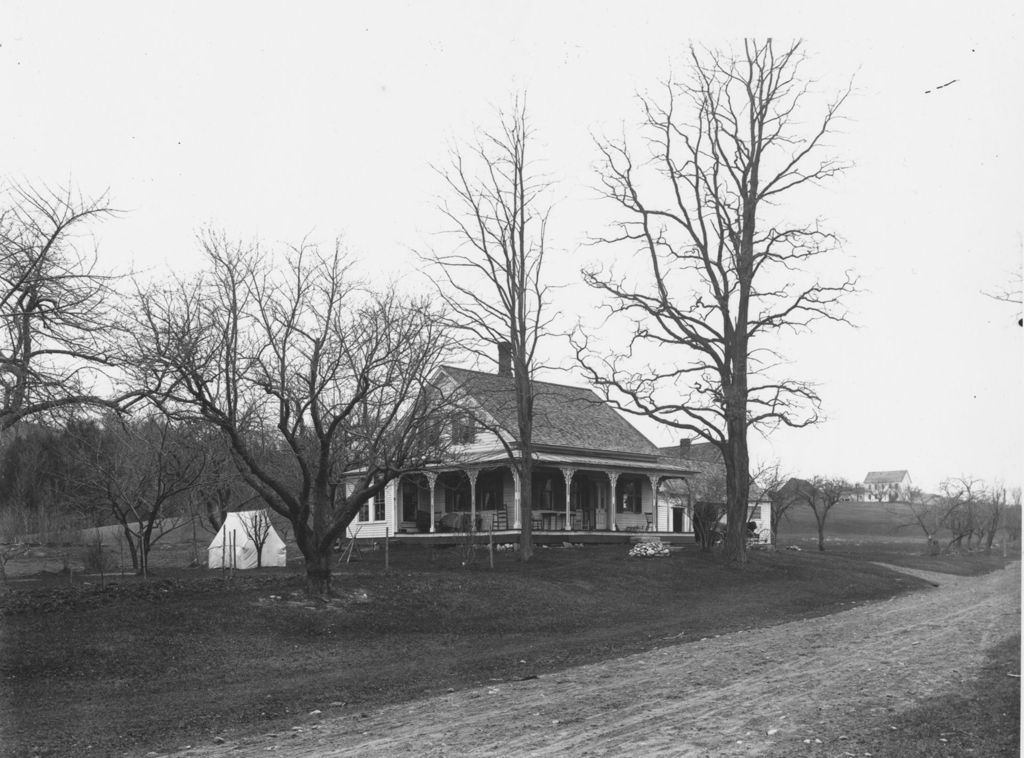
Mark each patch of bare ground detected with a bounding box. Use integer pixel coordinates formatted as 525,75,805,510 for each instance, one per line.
162,562,1020,758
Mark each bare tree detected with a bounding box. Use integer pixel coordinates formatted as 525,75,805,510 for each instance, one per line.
894,486,943,555
983,239,1023,327
237,510,273,568
688,464,727,551
189,428,255,532
71,410,206,576
938,476,987,552
422,97,554,561
978,485,1007,553
1004,488,1022,550
129,234,456,595
0,183,128,430
753,461,790,545
785,476,850,551
573,40,855,562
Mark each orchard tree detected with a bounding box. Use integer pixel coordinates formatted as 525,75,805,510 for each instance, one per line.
895,486,943,555
0,183,126,430
422,98,554,561
237,510,274,568
574,40,855,562
784,475,851,551
71,410,206,576
753,462,791,546
938,476,986,552
130,234,457,595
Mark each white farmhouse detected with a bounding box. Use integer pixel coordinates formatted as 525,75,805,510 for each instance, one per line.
861,470,912,502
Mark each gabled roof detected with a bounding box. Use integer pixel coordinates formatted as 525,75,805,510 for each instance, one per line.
657,441,722,464
440,366,662,457
864,470,910,484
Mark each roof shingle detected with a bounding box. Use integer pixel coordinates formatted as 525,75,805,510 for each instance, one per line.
442,366,661,456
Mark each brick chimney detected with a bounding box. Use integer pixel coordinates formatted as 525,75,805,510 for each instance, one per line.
497,341,512,376
679,438,692,455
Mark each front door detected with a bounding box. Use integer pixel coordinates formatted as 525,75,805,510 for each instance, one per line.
672,507,685,533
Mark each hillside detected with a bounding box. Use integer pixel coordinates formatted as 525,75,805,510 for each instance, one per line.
777,500,928,542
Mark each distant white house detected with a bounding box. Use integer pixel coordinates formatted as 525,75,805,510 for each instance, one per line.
861,470,912,502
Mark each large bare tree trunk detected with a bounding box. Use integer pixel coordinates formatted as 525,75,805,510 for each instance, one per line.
519,455,534,561
305,553,332,597
722,415,750,563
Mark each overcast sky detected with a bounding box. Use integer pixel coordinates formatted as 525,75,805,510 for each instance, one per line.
2,2,1021,492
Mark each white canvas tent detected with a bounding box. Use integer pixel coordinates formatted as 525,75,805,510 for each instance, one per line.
208,510,287,569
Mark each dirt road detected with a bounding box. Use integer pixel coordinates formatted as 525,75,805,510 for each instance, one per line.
164,563,1020,757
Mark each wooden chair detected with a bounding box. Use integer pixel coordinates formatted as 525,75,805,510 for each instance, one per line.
645,513,655,531
571,512,583,531
492,506,509,530
531,512,544,531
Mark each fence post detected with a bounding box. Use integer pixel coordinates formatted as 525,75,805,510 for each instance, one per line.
385,526,390,572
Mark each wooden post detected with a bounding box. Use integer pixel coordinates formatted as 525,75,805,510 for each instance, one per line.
427,472,438,533
221,532,226,580
512,468,522,529
488,528,494,570
385,526,390,572
648,474,661,532
467,469,479,534
607,471,620,531
561,468,575,531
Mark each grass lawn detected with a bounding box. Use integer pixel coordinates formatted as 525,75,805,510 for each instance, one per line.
0,542,1012,757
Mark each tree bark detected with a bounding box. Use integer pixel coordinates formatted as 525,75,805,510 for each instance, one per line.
721,377,750,563
519,454,534,561
305,553,333,597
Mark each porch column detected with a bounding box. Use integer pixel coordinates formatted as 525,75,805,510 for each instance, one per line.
467,469,478,532
648,474,661,532
512,467,522,529
426,472,438,533
561,467,575,530
607,471,619,531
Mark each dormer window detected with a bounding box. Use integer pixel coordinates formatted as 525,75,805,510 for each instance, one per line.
452,414,476,444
